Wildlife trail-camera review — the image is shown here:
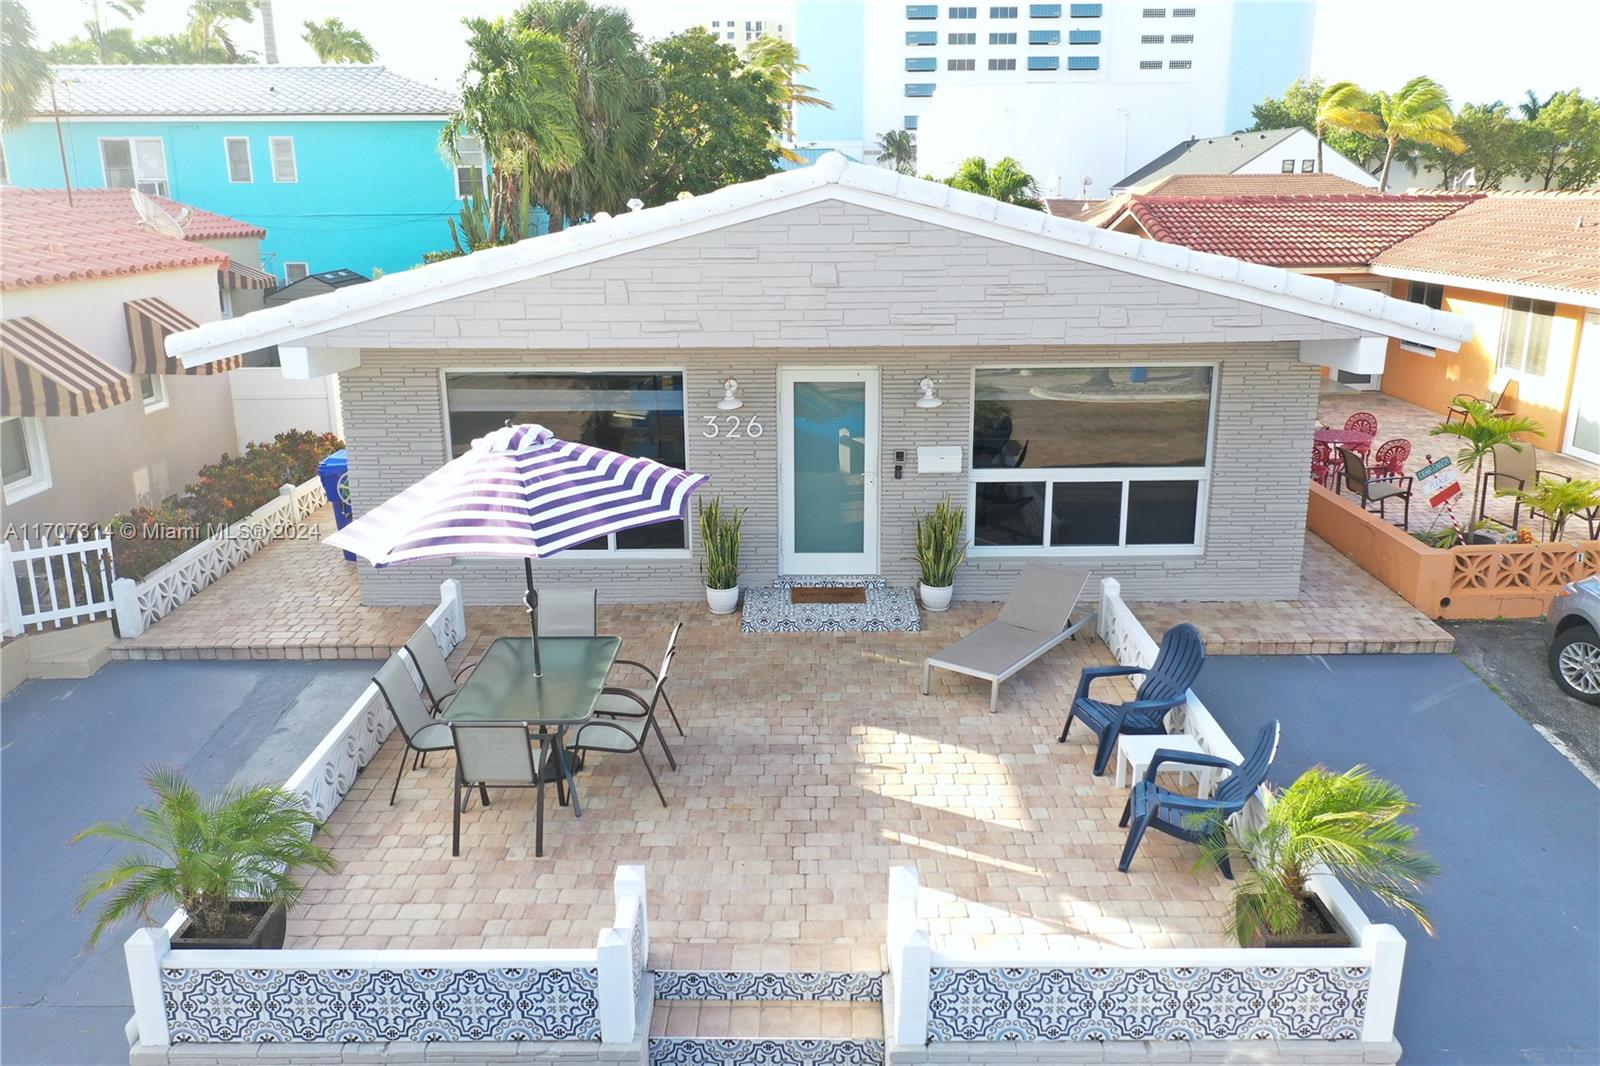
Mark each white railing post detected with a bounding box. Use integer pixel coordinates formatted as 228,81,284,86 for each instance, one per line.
0,543,22,638
111,576,146,639
1360,924,1407,1044
1097,576,1120,642
596,928,634,1043
442,578,466,650
887,865,930,1047
614,864,648,957
124,926,171,1046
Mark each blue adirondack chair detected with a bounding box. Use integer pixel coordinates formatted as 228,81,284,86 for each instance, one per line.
1116,720,1281,877
1058,622,1206,776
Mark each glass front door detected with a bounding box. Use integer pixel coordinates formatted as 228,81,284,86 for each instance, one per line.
779,368,879,574
1564,313,1600,464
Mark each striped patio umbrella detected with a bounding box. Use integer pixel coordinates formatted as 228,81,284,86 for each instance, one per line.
327,424,707,674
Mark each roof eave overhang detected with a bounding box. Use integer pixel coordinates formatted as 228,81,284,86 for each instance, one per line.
168,159,1475,367
1370,264,1600,310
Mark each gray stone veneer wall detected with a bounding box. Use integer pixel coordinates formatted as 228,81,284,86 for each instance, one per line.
321,199,1340,607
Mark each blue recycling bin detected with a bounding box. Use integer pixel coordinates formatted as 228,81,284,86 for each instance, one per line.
318,450,356,561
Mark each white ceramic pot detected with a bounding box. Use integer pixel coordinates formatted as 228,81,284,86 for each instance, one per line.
919,583,954,612
705,584,740,614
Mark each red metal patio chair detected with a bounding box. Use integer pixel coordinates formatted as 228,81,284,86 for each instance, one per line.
1370,438,1411,480
1310,441,1335,487
1344,411,1379,438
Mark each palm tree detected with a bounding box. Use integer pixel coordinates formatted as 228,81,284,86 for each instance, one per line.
742,35,830,146
1314,80,1379,174
86,0,146,63
1517,89,1552,121
1203,766,1439,945
943,155,1042,209
1368,76,1467,191
301,17,375,63
72,768,337,947
1,3,50,131
875,129,916,175
513,0,659,231
185,0,256,63
444,16,582,248
1429,398,1545,522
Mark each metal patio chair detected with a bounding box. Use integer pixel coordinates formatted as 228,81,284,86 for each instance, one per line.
605,621,685,739
1337,447,1412,529
450,721,577,857
400,623,470,718
1060,622,1206,776
568,648,678,807
1117,720,1281,877
371,654,455,805
1445,384,1513,425
1369,438,1411,480
1343,411,1378,440
1478,441,1579,532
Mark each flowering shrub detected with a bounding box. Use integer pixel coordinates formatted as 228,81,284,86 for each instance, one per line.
109,430,344,580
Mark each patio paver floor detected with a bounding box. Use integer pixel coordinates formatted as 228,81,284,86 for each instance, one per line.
289,606,1235,968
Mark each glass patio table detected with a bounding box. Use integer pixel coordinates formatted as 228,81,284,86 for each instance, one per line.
444,634,621,856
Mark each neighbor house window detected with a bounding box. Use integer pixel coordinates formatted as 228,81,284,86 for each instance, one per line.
948,58,976,70
454,136,487,198
906,30,937,43
904,114,919,129
988,57,1017,69
1068,29,1099,43
1028,55,1060,70
991,5,1019,15
906,56,937,71
948,31,976,43
224,137,252,182
990,31,1018,43
970,365,1214,553
948,6,977,17
1405,281,1445,310
284,261,309,283
1281,159,1295,173
906,5,938,18
1030,4,1063,15
139,374,169,413
1,416,51,504
1068,55,1099,69
269,137,297,182
100,138,168,196
1069,2,1102,13
1030,29,1061,44
1497,297,1556,377
443,371,688,552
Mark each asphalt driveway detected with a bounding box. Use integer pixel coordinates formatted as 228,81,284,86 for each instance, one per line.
1196,654,1600,1066
1,660,376,1066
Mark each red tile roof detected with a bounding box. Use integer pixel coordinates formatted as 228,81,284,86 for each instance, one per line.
1122,194,1482,268
0,188,242,290
1374,191,1600,300
1134,173,1380,197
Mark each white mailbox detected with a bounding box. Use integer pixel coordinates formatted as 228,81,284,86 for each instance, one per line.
916,446,963,474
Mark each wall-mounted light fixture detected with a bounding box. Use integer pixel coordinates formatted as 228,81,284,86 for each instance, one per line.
717,378,744,411
915,377,945,409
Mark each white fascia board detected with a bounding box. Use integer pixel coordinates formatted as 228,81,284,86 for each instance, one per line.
1298,337,1390,375
170,156,1475,366
1369,263,1600,311
278,347,361,380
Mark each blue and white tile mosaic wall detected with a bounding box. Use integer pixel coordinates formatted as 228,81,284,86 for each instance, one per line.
162,966,601,1043
926,966,1370,1041
649,1038,886,1064
653,971,883,1002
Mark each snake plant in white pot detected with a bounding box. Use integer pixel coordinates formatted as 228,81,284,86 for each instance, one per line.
914,496,967,612
698,495,745,614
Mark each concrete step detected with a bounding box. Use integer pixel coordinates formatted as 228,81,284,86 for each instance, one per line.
28,642,111,679
650,1000,884,1064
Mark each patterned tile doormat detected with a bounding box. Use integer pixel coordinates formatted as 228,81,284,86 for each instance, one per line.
790,586,868,605
741,576,921,634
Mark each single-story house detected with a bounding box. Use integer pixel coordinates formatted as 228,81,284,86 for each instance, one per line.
1111,129,1380,194
165,155,1471,607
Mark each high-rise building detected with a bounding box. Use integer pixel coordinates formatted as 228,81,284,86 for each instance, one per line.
795,0,1314,195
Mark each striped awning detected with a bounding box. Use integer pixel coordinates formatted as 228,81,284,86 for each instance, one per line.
221,259,277,290
125,298,242,375
1,317,134,417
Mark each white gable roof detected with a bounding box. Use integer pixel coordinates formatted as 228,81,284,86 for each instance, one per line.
168,153,1473,366
43,65,456,117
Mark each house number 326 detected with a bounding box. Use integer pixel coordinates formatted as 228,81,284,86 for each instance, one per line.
702,415,764,439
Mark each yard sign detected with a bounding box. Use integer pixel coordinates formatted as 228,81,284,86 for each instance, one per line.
1417,456,1462,509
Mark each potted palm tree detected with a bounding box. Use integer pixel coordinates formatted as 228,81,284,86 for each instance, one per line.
73,768,337,950
1429,399,1544,528
914,496,967,612
697,495,744,615
1201,766,1438,948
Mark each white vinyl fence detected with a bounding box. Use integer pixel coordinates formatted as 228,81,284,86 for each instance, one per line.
0,532,117,637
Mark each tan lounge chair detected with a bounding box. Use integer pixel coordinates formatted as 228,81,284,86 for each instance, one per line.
922,563,1094,713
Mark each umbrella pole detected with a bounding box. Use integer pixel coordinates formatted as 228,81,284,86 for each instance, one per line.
523,558,542,677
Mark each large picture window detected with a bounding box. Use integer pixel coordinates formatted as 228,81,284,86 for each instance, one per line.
970,365,1213,554
1497,296,1555,377
444,370,688,553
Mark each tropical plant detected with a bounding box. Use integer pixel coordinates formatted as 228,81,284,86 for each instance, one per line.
914,496,967,588
1429,399,1544,520
1521,89,1600,190
185,0,258,63
1248,77,1384,173
1415,101,1526,190
1201,766,1438,946
697,495,745,591
1409,517,1495,549
516,0,659,227
72,768,337,947
1500,477,1600,541
301,17,375,63
641,27,783,203
439,191,534,259
79,0,147,62
875,129,917,175
942,155,1042,209
2,2,50,131
743,34,829,150
1313,80,1379,174
1364,76,1466,191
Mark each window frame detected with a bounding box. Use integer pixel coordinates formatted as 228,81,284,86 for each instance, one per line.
269,136,298,183
906,56,938,71
1028,55,1061,70
988,57,1018,70
453,136,487,200
98,136,169,196
139,374,170,414
439,366,694,560
947,57,976,70
989,31,1018,43
1496,296,1558,379
966,362,1218,558
1067,55,1100,70
1030,29,1062,44
906,30,938,44
283,261,310,283
1,416,52,504
948,31,977,43
224,136,252,183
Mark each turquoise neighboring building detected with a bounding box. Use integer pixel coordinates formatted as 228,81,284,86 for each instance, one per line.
3,65,470,282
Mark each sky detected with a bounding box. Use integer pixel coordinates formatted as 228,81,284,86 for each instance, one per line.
19,0,1596,104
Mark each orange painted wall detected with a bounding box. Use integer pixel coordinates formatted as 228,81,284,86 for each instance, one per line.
1378,282,1585,447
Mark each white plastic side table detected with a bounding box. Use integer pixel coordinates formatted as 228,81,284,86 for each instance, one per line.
1115,734,1214,796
